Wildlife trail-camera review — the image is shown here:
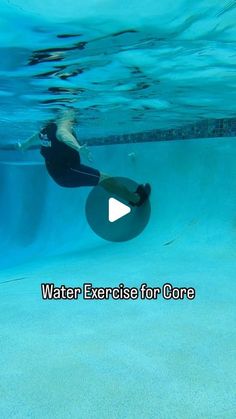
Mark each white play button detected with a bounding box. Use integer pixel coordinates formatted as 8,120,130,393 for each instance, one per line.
108,198,131,223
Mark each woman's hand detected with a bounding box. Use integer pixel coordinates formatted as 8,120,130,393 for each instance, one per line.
15,141,23,151
79,144,93,162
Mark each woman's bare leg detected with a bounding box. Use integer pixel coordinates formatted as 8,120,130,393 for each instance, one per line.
99,173,139,204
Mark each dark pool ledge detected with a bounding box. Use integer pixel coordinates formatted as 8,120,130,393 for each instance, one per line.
1,117,236,152
88,117,236,146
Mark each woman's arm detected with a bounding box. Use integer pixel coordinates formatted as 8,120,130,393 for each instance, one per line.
56,125,81,153
18,132,39,151
56,119,92,161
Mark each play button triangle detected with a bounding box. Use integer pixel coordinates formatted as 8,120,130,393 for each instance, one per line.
108,198,131,223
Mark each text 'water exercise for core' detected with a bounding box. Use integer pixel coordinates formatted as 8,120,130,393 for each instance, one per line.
41,282,196,301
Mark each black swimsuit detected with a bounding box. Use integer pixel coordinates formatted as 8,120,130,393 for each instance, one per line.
40,122,100,187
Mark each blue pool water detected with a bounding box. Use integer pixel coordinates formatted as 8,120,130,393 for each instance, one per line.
0,1,236,418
